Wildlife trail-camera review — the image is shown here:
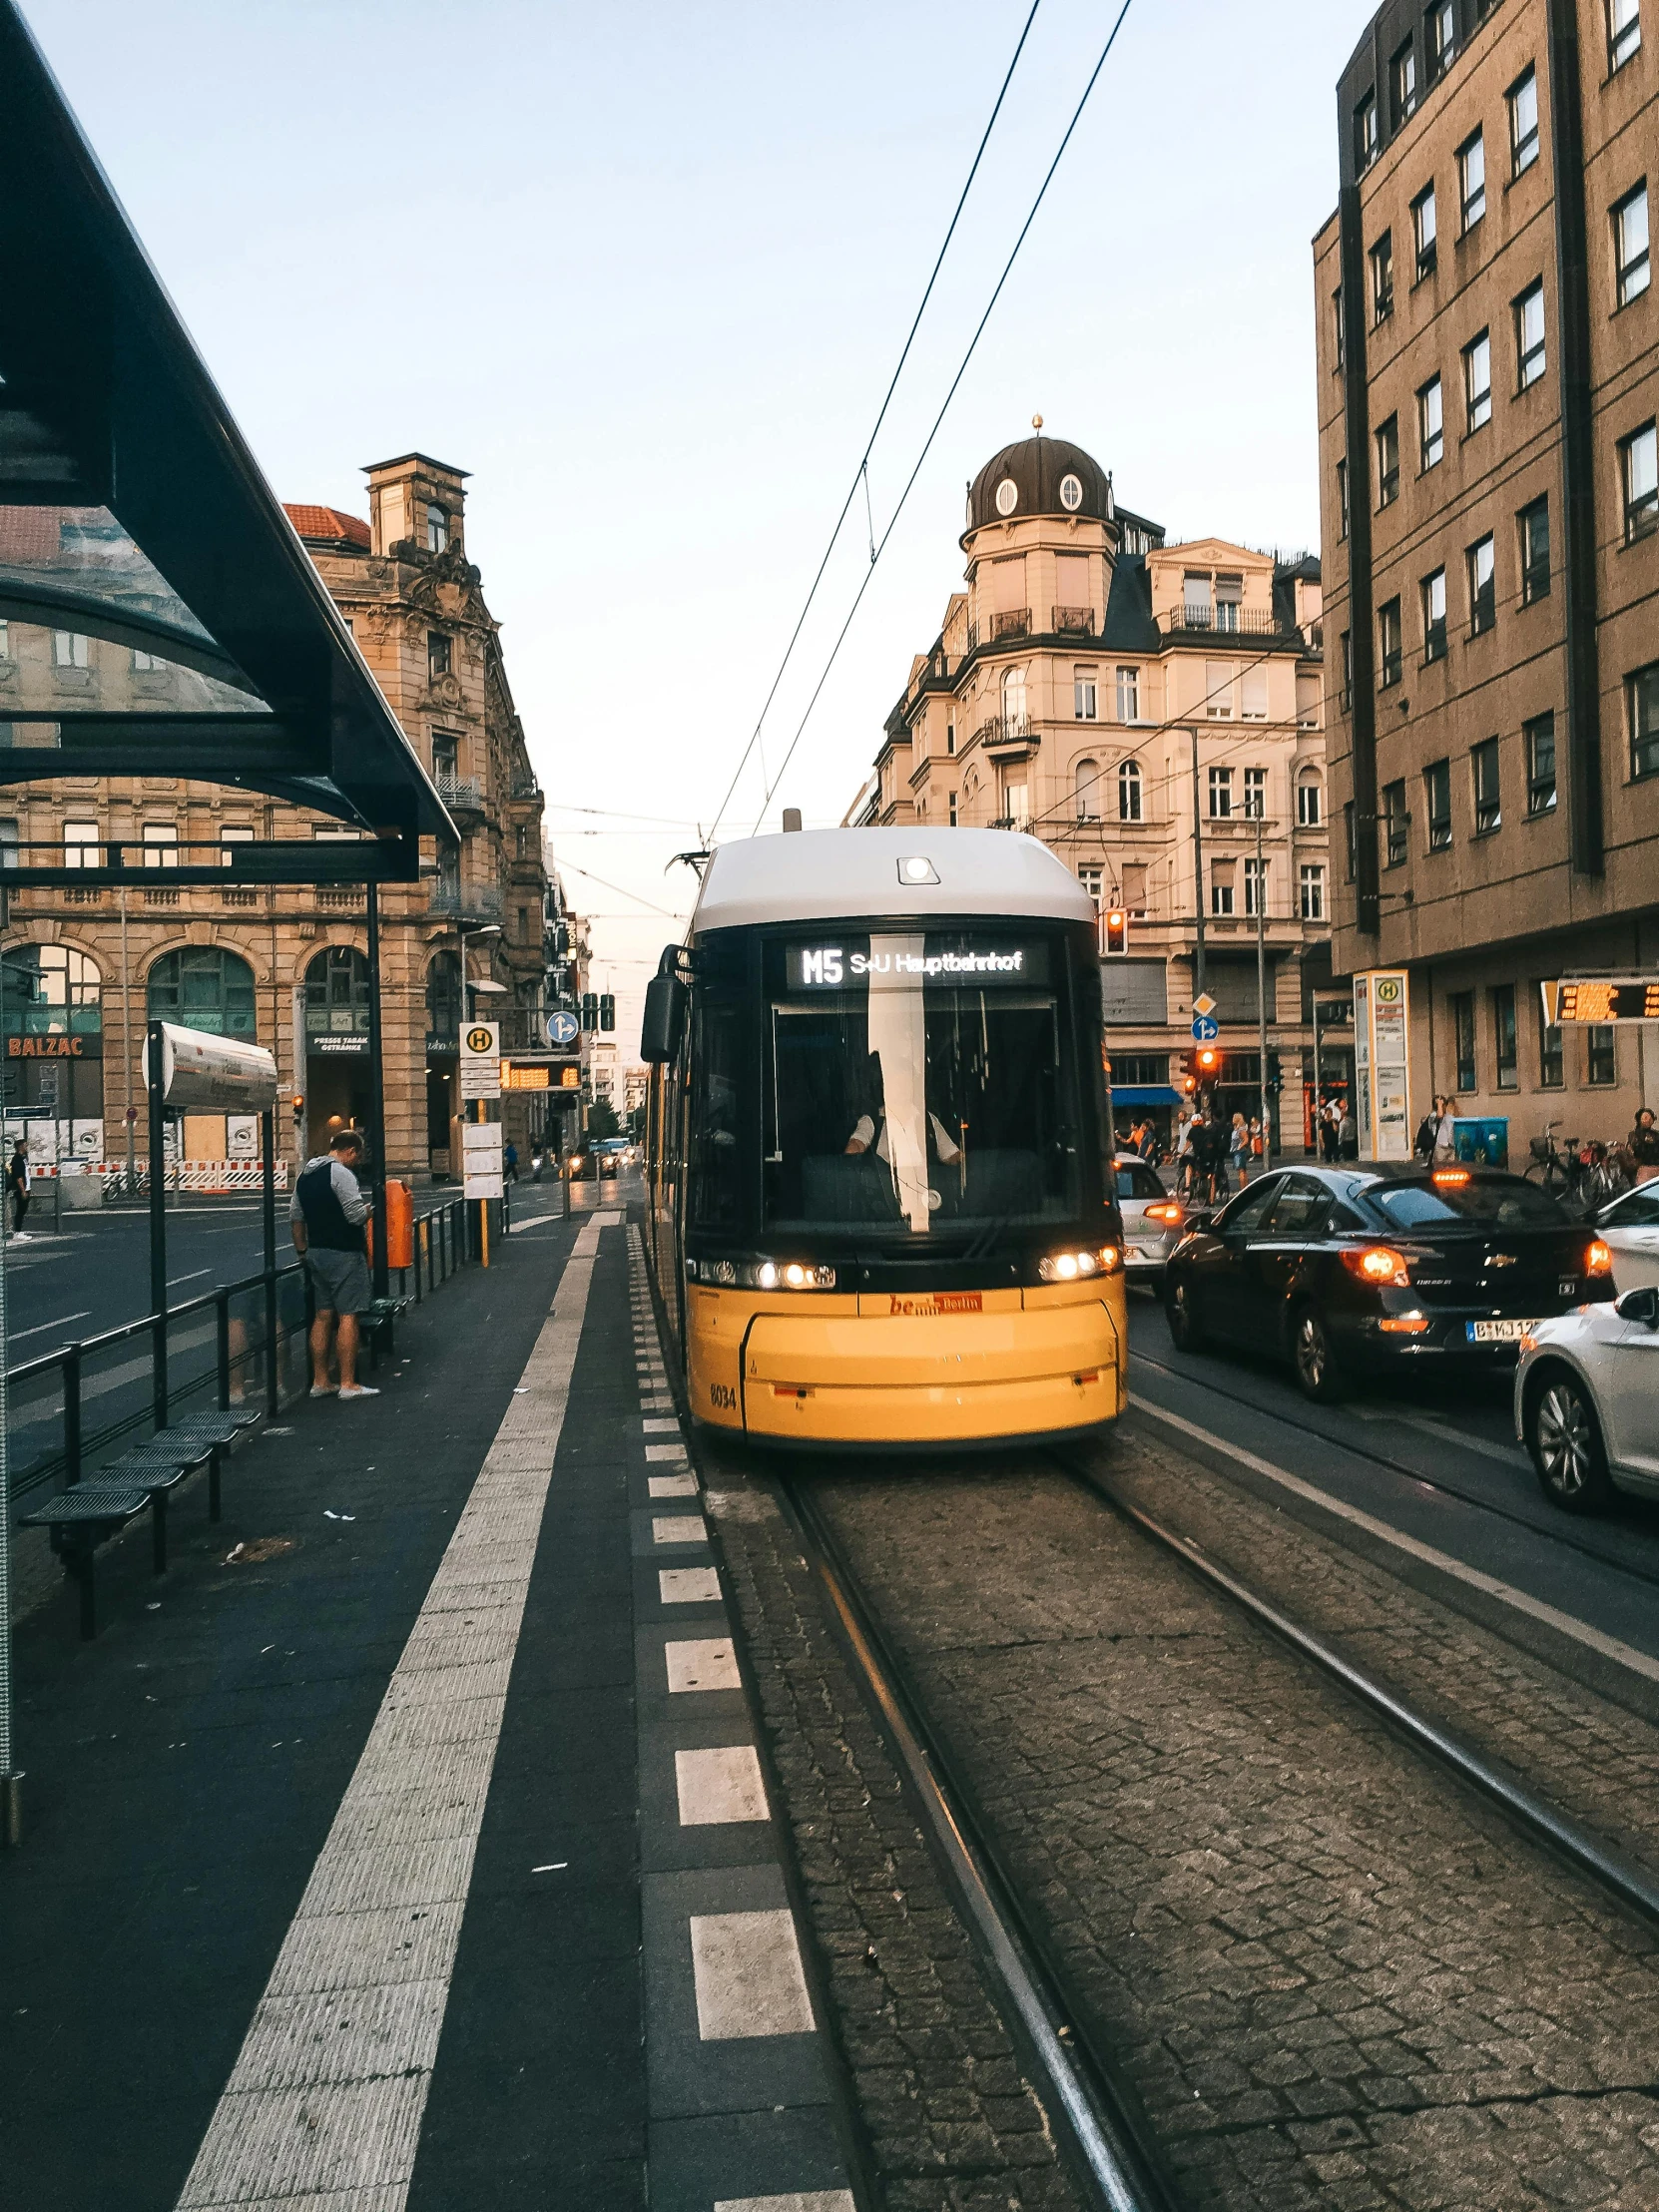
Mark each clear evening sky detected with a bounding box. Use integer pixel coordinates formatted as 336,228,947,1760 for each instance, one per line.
24,0,1376,1038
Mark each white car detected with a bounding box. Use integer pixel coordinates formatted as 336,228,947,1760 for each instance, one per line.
1594,1181,1659,1291
1113,1153,1186,1283
1514,1285,1659,1513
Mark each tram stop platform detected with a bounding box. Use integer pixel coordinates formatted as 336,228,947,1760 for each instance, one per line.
0,1192,880,2212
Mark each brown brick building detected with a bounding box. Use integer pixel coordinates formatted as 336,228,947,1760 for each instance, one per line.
1,454,564,1182
1316,0,1657,1136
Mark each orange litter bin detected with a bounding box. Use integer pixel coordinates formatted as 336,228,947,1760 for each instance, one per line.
368,1179,414,1271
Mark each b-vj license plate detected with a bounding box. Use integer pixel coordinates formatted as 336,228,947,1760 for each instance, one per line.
1465,1318,1539,1344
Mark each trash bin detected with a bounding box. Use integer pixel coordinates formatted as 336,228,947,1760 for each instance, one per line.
1452,1116,1509,1168
369,1179,415,1270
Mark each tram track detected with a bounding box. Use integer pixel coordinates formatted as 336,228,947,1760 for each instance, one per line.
772,1443,1659,2212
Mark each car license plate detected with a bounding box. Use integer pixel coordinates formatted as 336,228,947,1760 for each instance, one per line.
1465,1318,1538,1344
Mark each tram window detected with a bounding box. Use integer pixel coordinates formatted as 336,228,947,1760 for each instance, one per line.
689,995,743,1228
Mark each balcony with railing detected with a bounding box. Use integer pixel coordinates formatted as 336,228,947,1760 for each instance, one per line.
1157,605,1289,640
427,880,504,924
434,773,487,820
1051,605,1095,636
973,712,1035,753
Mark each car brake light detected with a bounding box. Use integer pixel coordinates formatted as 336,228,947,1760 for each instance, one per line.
1341,1245,1412,1287
1431,1166,1470,1186
1586,1239,1613,1278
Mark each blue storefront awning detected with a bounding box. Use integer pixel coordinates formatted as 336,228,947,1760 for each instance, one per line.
1110,1085,1183,1106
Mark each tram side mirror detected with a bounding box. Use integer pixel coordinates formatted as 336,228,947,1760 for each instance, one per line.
641,957,688,1064
1616,1285,1659,1330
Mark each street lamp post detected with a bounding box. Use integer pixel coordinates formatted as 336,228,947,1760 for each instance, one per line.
1255,811,1272,1160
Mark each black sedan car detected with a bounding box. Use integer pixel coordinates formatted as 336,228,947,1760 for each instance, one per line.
1164,1163,1615,1400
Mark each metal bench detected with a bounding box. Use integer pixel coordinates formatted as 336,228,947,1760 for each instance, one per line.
113,1440,217,1567
20,1482,151,1639
141,1408,262,1519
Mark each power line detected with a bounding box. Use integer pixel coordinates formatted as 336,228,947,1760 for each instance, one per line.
752,0,1139,833
550,858,688,919
705,0,1044,842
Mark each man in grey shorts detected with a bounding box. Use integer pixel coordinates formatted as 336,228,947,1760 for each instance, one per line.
290,1127,378,1400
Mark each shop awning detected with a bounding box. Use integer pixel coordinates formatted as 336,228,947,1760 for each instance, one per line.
1110,1085,1183,1106
0,2,452,881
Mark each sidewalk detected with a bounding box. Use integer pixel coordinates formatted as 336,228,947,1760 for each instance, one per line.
0,1192,854,2210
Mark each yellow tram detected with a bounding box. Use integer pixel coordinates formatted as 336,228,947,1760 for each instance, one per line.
641,827,1126,1447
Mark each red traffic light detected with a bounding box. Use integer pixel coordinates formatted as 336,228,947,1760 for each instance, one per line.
1196,1046,1219,1073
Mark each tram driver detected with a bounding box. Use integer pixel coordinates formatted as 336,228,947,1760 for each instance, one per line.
842,1052,963,1169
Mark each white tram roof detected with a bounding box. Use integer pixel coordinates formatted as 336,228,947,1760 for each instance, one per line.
690,828,1096,936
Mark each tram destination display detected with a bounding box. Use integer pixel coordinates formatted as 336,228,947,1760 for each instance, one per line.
1541,978,1659,1024
786,938,1051,991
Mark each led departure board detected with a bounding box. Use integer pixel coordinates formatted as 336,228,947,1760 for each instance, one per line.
1541,978,1659,1024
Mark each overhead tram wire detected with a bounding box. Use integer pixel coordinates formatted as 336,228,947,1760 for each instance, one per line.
547,857,688,919
753,0,1139,834
705,0,1044,843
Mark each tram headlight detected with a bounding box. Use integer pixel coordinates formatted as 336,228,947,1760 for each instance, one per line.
1039,1245,1121,1283
707,1256,838,1291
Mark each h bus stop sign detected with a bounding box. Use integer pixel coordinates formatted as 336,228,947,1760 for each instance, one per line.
460,1023,501,1102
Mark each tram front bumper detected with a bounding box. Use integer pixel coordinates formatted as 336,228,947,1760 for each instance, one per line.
735,1292,1124,1446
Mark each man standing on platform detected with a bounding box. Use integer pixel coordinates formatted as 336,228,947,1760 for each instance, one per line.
289,1127,379,1401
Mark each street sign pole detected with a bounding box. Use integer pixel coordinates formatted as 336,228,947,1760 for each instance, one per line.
1256,812,1271,1161
1188,727,1207,1006
365,882,389,1300
147,1017,169,1428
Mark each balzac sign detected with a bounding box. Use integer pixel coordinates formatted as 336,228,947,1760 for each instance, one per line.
7,1035,89,1058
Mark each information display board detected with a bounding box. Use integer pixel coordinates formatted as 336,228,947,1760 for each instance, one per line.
1541,978,1659,1024
1353,970,1411,1161
461,1119,503,1199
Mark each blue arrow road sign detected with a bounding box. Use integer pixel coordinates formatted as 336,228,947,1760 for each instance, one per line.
1191,1014,1220,1042
548,1010,580,1046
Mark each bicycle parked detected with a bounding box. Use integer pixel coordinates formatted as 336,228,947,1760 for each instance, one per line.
1524,1125,1632,1215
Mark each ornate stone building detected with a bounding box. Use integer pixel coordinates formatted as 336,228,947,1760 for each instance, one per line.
857,430,1338,1141
1,453,561,1181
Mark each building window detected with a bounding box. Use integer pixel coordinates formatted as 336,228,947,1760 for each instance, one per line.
1298,776,1323,827
1376,414,1399,506
1244,766,1267,818
1425,758,1452,848
1242,670,1268,721
1538,992,1564,1087
1208,766,1234,819
946,721,955,755
1116,666,1141,723
1075,758,1101,822
63,819,99,868
1620,421,1658,541
1609,0,1642,73
1215,574,1243,632
1390,38,1417,127
427,630,451,681
1630,660,1659,779
1587,1024,1617,1084
0,819,16,869
1422,567,1448,662
1077,862,1103,906
1514,280,1546,387
1493,984,1518,1090
1300,863,1327,921
147,947,258,1039
1204,660,1235,719
1412,184,1438,279
1118,758,1143,823
1425,1,1455,83
1337,458,1350,539
1508,67,1539,178
432,731,459,781
1418,375,1444,470
143,822,179,867
1472,736,1502,833
221,823,255,866
1074,672,1097,720
52,630,90,669
1467,533,1496,634
1001,665,1027,730
1211,860,1236,917
1297,673,1321,729
1525,711,1557,814
1340,629,1353,710
312,822,360,841
1379,596,1403,688
1344,800,1358,879
1355,91,1379,173
1452,991,1477,1091
131,647,162,672
1614,183,1650,306
1511,499,1551,611
947,790,958,827
1464,329,1492,430
425,504,448,553
1384,779,1409,865
1372,231,1394,324
1458,129,1486,231
1333,285,1346,368
1244,855,1269,917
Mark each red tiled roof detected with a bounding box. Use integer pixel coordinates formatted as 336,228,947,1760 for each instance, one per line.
283,503,370,549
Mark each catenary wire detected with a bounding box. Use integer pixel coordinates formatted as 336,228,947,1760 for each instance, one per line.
751,0,1139,833
704,0,1044,843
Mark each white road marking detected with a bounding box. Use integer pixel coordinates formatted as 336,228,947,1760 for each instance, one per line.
715,2195,855,2212
643,1417,680,1432
7,1308,91,1343
166,1268,211,1287
646,1442,688,1463
649,1473,698,1498
676,1746,768,1826
690,1910,814,2040
653,1515,707,1546
1352,1404,1529,1467
666,1638,740,1693
1128,1392,1659,1686
660,1567,721,1605
175,1214,611,2210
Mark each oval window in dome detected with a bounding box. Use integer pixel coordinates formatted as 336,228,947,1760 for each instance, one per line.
1059,472,1084,512
994,477,1018,517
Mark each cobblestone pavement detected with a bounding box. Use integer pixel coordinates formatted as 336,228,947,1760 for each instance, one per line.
808,1443,1659,2212
698,1454,1087,2212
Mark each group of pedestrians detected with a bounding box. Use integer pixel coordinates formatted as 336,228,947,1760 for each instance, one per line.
1170,1105,1269,1204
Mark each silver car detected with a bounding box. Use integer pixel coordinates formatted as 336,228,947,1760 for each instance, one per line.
1594,1180,1659,1293
1113,1153,1186,1283
1515,1283,1659,1513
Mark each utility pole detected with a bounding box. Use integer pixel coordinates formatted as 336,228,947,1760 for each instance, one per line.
1255,810,1271,1161
1188,728,1207,1006
365,882,389,1302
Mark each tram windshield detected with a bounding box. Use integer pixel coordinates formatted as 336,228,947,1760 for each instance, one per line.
762,930,1084,1237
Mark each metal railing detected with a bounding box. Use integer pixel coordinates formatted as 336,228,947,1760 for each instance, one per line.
427,882,505,922
1158,605,1288,638
1051,605,1095,635
974,712,1035,749
435,773,486,813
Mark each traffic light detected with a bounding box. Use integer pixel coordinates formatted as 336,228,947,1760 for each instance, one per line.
599,993,616,1032
1195,1044,1220,1084
580,991,599,1030
290,1092,304,1126
1266,1048,1283,1096
1102,907,1129,957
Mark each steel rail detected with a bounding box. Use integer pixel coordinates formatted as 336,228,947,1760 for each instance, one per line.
1129,1344,1659,1596
780,1473,1175,2212
1064,1454,1659,1934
